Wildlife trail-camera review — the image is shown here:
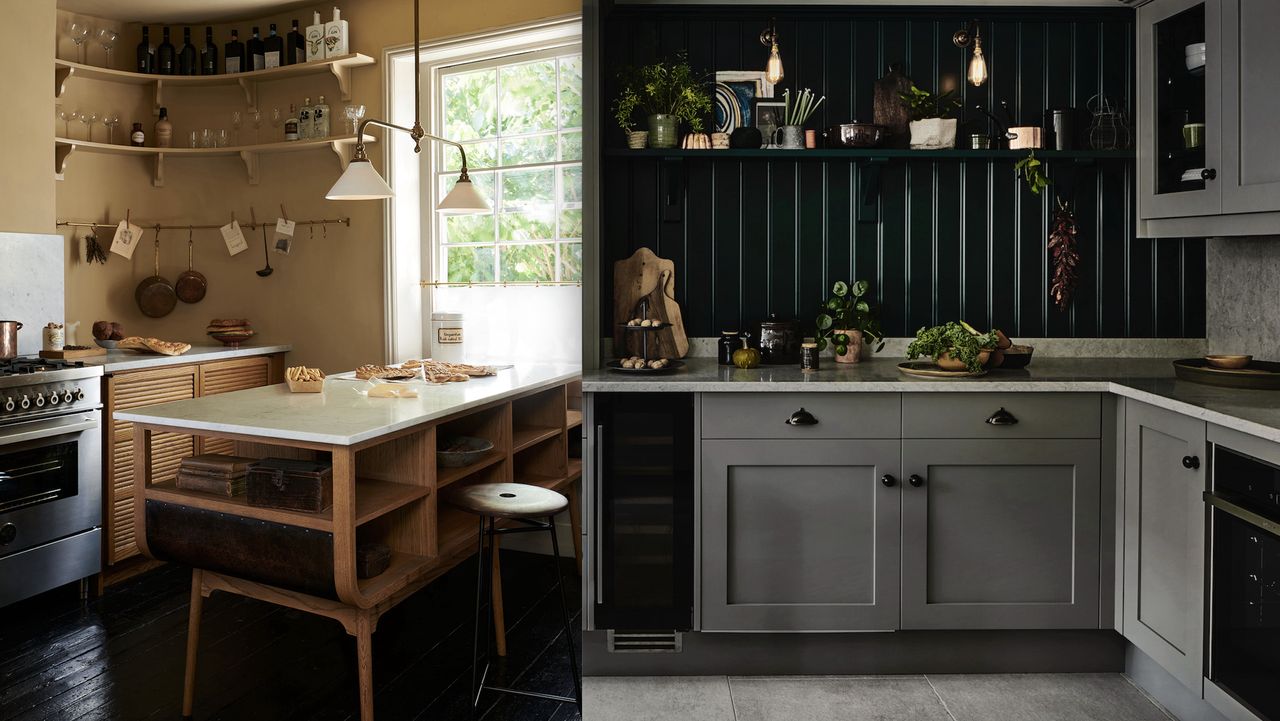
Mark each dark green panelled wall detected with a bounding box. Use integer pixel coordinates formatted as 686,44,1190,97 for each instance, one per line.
598,5,1206,339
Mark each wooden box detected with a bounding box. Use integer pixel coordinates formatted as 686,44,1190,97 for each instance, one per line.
356,543,392,579
246,458,334,513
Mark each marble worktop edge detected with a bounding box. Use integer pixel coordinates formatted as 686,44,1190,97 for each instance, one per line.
86,344,293,373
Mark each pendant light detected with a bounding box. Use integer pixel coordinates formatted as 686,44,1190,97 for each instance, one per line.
760,19,784,85
325,0,489,214
953,20,988,87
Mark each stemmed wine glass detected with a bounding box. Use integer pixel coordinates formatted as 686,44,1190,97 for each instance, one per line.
79,111,97,142
57,106,72,137
344,104,366,136
102,114,119,144
96,28,119,68
231,111,242,145
270,107,282,140
68,22,91,64
249,109,262,144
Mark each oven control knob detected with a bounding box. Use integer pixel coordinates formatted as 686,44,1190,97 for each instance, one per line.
74,388,85,402
19,395,31,410
33,392,45,408
0,523,15,546
62,390,74,404
48,391,60,406
2,397,13,412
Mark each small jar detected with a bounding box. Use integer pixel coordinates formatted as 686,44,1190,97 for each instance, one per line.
800,338,820,372
430,312,464,362
718,331,738,366
130,122,146,146
43,323,65,352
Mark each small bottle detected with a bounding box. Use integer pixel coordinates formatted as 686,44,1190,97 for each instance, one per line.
178,27,197,75
154,107,173,147
312,95,330,138
247,26,265,70
201,27,218,75
263,23,284,68
325,7,349,57
718,331,739,366
130,122,146,147
156,27,176,75
298,97,313,139
136,26,153,74
800,338,820,372
305,11,326,61
224,29,245,73
284,104,299,141
286,19,305,65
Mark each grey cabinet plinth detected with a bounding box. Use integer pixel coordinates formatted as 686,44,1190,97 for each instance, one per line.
701,439,901,631
1122,399,1207,694
900,439,1102,630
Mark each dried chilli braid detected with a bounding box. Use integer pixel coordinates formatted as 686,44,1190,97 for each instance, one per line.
1048,199,1080,312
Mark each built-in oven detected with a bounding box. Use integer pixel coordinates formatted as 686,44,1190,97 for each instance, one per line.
1206,445,1280,721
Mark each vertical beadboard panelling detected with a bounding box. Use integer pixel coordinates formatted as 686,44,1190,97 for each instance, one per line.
599,6,1206,339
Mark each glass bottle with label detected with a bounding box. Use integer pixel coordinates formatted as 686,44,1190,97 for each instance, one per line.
156,27,175,75
178,27,197,75
284,105,299,141
286,19,305,65
224,29,245,73
298,97,313,140
154,107,172,148
130,122,146,147
201,26,217,75
312,95,330,138
263,23,283,68
247,26,264,71
136,27,153,74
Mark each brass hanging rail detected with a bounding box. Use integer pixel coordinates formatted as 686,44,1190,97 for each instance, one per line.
419,280,582,288
58,217,350,232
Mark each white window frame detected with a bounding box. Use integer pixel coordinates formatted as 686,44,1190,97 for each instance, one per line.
383,16,581,363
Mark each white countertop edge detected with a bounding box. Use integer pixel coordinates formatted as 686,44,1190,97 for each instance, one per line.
90,344,292,373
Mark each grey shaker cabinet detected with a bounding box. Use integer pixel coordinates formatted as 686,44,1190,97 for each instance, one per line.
701,439,901,631
1220,0,1280,215
1121,400,1207,694
900,440,1102,630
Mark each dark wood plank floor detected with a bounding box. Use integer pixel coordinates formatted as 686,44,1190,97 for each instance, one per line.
0,550,581,721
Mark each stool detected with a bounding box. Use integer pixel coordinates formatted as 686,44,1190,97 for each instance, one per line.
451,482,581,717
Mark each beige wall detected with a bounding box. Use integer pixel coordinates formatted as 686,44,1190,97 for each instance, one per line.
1,2,56,234
51,0,576,371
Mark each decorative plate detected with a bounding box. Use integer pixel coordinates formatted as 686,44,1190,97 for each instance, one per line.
713,82,741,134
897,361,987,379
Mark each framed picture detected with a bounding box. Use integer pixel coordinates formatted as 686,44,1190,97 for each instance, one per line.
754,100,786,147
713,70,776,134
714,71,775,99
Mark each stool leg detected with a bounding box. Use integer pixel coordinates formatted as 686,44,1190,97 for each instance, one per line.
547,515,582,708
356,614,374,721
470,515,489,717
492,533,507,657
568,481,583,574
182,569,204,720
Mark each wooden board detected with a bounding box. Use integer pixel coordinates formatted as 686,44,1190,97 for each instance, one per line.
39,347,106,359
612,247,690,359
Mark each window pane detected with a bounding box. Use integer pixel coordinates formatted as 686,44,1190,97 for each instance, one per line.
499,211,556,242
560,165,582,205
500,134,557,166
443,140,497,172
443,214,494,244
499,60,558,135
499,243,557,282
443,69,497,141
559,56,582,129
560,130,582,161
501,168,554,210
560,241,582,281
447,245,495,283
559,208,582,239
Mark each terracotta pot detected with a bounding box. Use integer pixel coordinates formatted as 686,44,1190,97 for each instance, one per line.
937,349,989,371
832,329,864,364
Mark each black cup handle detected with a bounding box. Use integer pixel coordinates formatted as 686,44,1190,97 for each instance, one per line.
1182,455,1200,470
986,407,1019,426
785,408,819,426
1201,168,1217,181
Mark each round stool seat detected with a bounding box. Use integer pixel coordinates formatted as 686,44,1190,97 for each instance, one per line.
451,482,568,519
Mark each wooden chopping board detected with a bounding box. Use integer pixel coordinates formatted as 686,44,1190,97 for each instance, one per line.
40,347,107,359
613,247,690,359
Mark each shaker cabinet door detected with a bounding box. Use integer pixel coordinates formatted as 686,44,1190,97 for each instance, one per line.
701,439,900,632
900,440,1101,630
1220,0,1280,214
1122,400,1207,694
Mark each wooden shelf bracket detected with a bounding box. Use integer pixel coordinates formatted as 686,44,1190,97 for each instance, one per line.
240,151,260,185
54,143,75,180
330,61,355,102
857,157,888,223
237,77,257,112
154,153,166,187
55,65,75,98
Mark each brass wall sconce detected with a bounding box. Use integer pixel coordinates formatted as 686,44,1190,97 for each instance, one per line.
953,20,988,87
760,19,784,85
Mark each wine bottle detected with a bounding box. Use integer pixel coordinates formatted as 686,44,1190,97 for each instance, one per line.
201,27,218,75
178,27,198,75
284,104,299,141
312,95,330,138
286,19,305,65
136,26,153,74
156,27,176,75
247,26,265,71
224,29,245,73
298,97,313,140
263,23,284,69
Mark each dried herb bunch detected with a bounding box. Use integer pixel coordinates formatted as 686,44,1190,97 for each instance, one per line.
84,232,108,265
1049,198,1080,311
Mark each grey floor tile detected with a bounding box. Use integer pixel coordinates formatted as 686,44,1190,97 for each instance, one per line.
728,676,955,721
582,676,735,721
926,673,1173,721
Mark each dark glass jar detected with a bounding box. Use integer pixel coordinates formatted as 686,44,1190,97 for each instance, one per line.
801,339,820,371
718,331,738,366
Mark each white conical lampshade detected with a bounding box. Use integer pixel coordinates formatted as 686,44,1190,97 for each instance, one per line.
436,178,490,214
326,158,394,200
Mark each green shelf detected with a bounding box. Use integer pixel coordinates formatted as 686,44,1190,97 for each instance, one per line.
604,147,1135,161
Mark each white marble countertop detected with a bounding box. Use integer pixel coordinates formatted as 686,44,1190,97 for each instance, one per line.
86,344,291,373
114,363,580,446
583,357,1280,444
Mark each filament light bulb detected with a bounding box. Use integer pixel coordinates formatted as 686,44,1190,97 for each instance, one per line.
968,36,988,86
766,41,784,84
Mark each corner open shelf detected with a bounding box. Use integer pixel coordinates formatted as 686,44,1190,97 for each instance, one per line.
55,133,375,187
54,53,376,114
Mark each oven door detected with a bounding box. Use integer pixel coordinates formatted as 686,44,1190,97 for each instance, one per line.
1206,490,1280,721
0,411,102,558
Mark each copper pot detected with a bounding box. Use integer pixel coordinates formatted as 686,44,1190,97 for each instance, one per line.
0,320,22,360
135,228,177,318
824,123,887,148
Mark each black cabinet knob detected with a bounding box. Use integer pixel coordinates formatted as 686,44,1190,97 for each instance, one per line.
1182,455,1200,470
1201,168,1217,181
908,474,925,488
881,474,897,487
0,523,15,546
985,407,1018,426
785,407,819,426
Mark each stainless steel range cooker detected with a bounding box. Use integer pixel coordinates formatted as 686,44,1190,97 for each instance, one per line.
0,356,104,607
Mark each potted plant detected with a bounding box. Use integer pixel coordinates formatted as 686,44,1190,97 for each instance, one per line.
613,54,712,149
905,321,1000,372
899,83,962,150
814,280,885,364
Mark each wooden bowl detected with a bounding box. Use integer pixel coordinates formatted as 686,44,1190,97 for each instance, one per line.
1205,354,1252,369
937,350,989,371
437,436,495,468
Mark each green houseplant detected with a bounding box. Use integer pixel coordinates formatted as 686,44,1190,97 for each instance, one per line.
613,54,712,149
899,83,962,150
814,280,885,364
906,321,1000,372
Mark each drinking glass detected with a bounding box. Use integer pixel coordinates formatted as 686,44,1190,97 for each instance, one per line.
200,129,214,148
189,130,198,148
231,111,242,145
249,109,262,144
216,129,229,148
344,104,366,136
57,106,72,137
69,22,91,63
103,114,119,144
96,28,119,67
81,111,98,142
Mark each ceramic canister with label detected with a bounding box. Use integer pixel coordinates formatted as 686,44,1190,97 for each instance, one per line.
431,312,465,362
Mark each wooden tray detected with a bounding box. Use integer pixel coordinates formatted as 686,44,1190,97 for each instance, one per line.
897,361,987,379
39,347,107,359
618,322,673,331
607,359,685,374
1172,358,1280,390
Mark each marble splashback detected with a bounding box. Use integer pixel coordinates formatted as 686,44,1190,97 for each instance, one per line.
1206,236,1280,357
0,232,64,355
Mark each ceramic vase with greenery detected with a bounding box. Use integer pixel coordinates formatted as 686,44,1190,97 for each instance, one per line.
900,84,962,150
613,54,712,149
815,280,885,364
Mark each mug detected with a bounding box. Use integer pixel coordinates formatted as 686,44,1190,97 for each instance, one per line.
771,125,805,149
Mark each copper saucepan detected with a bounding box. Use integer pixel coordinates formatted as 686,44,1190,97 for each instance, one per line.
175,227,207,303
135,226,177,318
0,320,22,360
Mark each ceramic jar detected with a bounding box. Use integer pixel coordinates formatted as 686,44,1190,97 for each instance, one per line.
647,114,679,149
758,314,802,365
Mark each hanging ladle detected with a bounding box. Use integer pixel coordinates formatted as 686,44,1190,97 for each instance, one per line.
252,209,273,277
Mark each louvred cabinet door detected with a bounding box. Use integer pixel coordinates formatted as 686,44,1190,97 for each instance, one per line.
196,357,271,455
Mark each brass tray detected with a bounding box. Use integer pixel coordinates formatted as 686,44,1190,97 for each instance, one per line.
1172,358,1280,390
606,359,686,374
897,361,986,379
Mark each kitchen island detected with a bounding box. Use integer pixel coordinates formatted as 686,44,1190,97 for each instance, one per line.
115,363,581,721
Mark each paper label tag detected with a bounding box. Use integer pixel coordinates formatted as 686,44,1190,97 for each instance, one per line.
220,220,248,256
110,220,143,259
275,218,296,236
437,327,463,344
